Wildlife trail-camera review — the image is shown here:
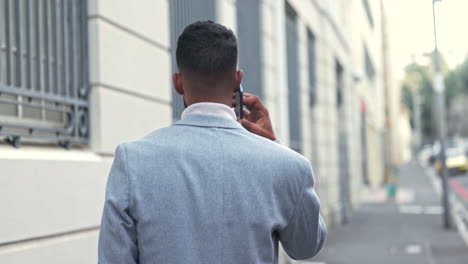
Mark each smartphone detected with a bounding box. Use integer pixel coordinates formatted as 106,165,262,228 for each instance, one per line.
235,85,244,119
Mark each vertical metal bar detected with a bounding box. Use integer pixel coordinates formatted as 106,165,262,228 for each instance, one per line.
26,0,33,89
80,0,89,98
44,0,50,93
14,0,23,117
0,1,3,84
35,0,42,92
62,0,69,97
5,0,12,85
35,0,44,119
14,0,22,87
78,0,89,140
70,1,79,139
69,1,76,97
75,0,82,97
53,0,60,95
71,0,78,99
432,1,452,229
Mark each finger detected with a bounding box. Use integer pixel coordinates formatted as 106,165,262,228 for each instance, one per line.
242,109,251,120
243,94,266,112
239,119,263,135
242,93,260,105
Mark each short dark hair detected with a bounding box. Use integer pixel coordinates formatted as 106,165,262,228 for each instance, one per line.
176,20,237,75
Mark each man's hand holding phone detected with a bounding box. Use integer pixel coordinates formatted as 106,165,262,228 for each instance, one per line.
239,93,277,141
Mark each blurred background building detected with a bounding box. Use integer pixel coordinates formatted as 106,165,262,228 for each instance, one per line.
0,0,411,263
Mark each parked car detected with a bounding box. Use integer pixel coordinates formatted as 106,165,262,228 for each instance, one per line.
429,142,440,165
465,139,468,156
419,145,433,165
436,147,468,176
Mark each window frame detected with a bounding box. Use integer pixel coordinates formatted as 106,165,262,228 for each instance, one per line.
0,0,90,148
307,30,317,108
285,3,302,153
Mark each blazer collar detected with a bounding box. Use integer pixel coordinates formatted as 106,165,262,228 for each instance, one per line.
174,114,245,130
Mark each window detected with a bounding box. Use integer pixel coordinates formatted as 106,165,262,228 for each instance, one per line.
237,0,263,99
307,30,317,107
362,0,374,28
336,60,344,108
364,46,375,80
286,3,302,153
169,0,217,121
0,0,89,148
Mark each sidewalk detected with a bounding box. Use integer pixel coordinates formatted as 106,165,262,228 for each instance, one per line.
308,160,468,264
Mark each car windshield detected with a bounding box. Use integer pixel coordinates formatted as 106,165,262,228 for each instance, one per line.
446,148,464,158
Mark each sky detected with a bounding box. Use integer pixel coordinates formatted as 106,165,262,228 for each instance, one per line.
386,0,468,79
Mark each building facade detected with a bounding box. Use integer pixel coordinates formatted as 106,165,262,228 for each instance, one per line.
0,0,389,263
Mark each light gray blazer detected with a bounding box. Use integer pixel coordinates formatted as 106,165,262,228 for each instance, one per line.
98,114,326,264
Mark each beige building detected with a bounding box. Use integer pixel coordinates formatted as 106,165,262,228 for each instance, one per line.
381,0,413,169
347,0,386,189
0,0,390,263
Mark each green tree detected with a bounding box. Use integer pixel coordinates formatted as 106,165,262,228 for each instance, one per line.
401,62,435,141
402,54,468,142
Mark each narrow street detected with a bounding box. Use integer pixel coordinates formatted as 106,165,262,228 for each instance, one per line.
307,160,468,264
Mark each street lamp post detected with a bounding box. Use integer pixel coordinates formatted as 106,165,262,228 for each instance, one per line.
410,73,422,149
414,93,422,147
432,0,452,229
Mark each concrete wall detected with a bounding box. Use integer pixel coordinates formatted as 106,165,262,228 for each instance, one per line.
0,147,110,264
88,0,172,154
0,0,172,263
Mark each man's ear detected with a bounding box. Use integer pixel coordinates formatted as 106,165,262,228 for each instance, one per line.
235,69,244,91
173,73,184,95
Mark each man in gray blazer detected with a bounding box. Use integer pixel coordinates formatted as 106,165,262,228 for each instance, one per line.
98,20,326,264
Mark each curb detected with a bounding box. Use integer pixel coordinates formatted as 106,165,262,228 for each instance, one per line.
421,161,468,248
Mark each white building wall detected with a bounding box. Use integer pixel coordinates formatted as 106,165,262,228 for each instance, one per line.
284,0,364,229
88,0,173,154
0,148,110,264
217,0,236,31
258,0,289,144
0,0,173,263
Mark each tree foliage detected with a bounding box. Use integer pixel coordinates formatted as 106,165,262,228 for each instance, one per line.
401,55,468,142
401,61,435,141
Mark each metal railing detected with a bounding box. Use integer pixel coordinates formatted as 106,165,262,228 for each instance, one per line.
0,0,89,148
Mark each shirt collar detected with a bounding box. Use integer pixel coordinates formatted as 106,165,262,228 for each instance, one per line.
181,102,237,121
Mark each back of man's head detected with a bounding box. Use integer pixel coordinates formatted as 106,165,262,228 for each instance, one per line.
176,20,238,76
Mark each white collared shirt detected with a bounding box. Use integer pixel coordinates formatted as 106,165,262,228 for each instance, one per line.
180,102,280,143
181,102,237,121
